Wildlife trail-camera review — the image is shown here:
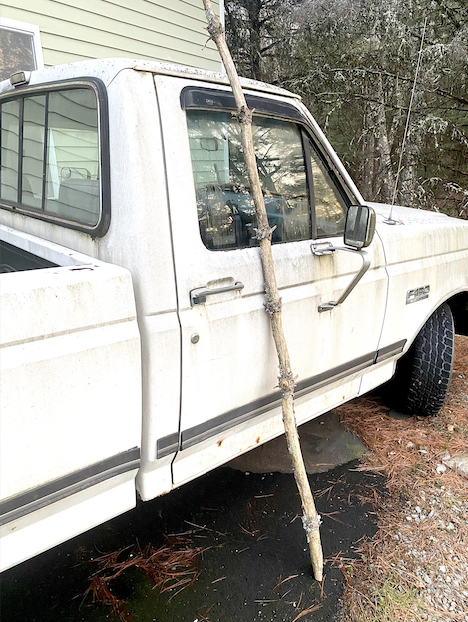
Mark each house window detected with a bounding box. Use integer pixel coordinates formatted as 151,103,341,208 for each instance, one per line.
0,18,44,82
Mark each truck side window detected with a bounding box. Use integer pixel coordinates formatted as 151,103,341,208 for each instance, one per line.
308,138,347,237
0,100,20,202
0,86,103,230
22,96,46,209
187,110,311,250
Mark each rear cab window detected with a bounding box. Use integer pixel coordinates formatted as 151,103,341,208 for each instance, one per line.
0,79,109,236
182,87,350,251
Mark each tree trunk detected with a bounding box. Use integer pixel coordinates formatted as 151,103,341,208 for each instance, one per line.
361,87,376,200
398,118,423,207
202,0,324,582
373,74,395,204
361,75,395,203
247,0,264,81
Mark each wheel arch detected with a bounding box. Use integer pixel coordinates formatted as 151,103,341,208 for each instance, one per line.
445,291,468,336
398,292,466,358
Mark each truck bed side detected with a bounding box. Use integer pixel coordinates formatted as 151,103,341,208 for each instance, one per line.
0,226,142,571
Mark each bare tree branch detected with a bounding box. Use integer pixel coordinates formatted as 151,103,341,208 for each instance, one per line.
202,0,324,582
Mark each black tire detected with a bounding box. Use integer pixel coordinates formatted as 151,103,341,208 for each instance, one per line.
390,303,455,416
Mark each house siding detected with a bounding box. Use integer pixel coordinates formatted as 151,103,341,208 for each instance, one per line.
1,0,223,71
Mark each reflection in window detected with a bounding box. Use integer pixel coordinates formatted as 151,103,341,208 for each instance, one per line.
187,111,310,250
22,96,45,208
0,88,100,227
0,100,20,202
309,139,347,237
45,89,99,225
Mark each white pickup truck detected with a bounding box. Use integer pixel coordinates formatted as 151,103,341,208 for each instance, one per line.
1,58,467,572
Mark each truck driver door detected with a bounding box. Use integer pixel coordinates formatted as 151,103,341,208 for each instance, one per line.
155,76,388,486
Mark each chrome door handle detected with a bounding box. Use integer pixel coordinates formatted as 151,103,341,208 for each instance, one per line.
190,282,244,306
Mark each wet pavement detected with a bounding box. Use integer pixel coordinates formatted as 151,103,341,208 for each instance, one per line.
0,413,385,622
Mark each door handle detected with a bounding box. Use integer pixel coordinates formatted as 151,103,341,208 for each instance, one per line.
190,282,244,306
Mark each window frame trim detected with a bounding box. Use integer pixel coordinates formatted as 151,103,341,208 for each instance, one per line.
0,78,110,238
301,127,318,240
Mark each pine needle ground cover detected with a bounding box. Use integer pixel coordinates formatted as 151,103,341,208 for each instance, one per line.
335,335,468,622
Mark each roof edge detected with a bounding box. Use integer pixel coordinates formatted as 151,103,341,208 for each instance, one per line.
132,60,299,99
0,57,299,100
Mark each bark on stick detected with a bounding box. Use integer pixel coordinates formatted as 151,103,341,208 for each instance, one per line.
201,0,324,582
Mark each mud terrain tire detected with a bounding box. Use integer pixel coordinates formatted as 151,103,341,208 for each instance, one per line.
391,303,454,416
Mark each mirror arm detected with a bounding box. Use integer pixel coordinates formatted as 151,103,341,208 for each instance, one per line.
311,243,371,312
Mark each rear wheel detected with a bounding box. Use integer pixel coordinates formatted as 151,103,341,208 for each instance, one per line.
390,303,454,416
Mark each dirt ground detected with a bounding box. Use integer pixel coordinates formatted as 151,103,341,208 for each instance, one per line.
1,337,466,622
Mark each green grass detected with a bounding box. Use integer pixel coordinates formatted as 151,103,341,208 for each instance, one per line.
363,580,426,622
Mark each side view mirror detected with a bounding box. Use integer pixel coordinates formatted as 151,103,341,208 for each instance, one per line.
344,205,376,250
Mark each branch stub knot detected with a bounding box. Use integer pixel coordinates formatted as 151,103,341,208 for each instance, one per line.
302,514,322,533
237,105,253,125
264,298,282,316
205,12,224,39
277,369,295,397
254,224,274,241
263,283,282,315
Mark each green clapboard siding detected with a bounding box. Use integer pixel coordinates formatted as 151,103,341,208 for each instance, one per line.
1,0,222,71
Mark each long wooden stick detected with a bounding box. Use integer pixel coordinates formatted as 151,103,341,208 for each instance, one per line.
201,0,323,582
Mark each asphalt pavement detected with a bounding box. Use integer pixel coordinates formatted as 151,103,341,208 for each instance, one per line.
0,412,385,622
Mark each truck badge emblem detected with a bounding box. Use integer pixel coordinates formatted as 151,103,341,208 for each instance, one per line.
406,285,430,304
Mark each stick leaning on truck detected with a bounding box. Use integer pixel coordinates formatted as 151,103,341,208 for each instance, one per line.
201,0,324,582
